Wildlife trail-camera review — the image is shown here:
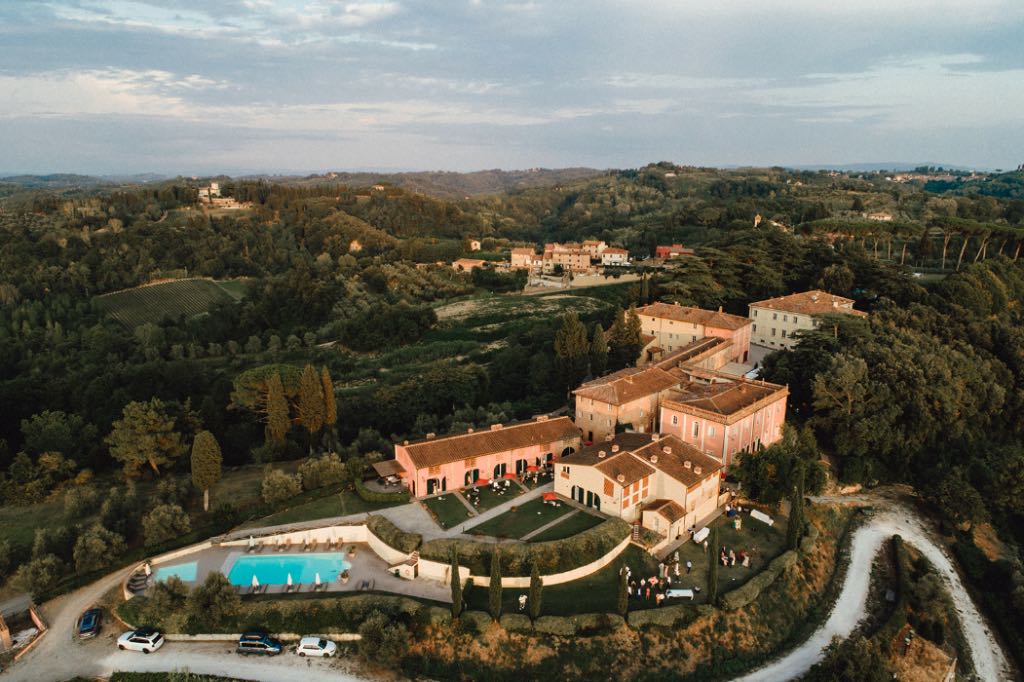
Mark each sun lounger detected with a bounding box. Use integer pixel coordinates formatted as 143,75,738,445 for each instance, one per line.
278,539,292,552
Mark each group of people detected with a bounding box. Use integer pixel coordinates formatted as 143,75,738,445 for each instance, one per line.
622,559,694,607
719,546,750,567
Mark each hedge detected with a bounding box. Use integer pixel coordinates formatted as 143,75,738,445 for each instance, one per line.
119,592,434,635
570,612,625,634
459,610,493,633
365,514,421,554
720,550,798,611
420,518,631,577
354,477,410,504
533,615,577,636
627,604,702,629
499,613,533,633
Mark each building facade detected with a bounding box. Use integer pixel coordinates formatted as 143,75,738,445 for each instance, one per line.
582,240,607,258
636,302,752,363
601,248,629,266
554,433,723,534
573,366,680,443
394,416,581,497
748,290,867,350
659,376,788,467
655,244,694,258
510,247,537,270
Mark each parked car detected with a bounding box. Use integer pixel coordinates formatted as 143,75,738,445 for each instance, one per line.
78,608,102,639
117,627,165,653
236,631,283,656
295,636,337,657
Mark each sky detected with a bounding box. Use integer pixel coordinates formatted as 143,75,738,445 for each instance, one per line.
1,0,1023,175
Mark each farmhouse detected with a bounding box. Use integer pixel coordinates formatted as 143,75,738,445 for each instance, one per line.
452,258,488,272
554,433,723,536
748,289,868,350
510,247,538,270
659,374,788,467
636,302,752,363
601,247,629,266
543,243,590,273
394,416,582,497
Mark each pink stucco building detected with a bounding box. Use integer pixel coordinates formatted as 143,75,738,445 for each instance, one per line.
393,416,582,497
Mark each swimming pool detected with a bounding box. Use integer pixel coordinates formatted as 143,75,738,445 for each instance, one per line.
154,561,198,582
226,553,352,586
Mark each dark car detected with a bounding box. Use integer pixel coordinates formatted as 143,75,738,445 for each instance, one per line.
78,608,102,639
236,631,283,656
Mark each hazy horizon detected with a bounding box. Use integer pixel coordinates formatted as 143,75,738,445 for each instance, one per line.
2,1,1022,175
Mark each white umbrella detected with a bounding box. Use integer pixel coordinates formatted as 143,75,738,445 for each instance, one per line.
248,536,255,549
315,572,321,586
287,572,293,586
252,575,260,588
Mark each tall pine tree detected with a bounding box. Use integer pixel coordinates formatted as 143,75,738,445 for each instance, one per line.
489,551,503,621
450,548,463,619
788,461,806,550
707,526,720,604
617,566,630,616
321,366,337,449
529,561,542,620
265,373,290,449
554,311,590,396
590,323,608,377
297,364,325,452
608,306,644,369
190,430,222,511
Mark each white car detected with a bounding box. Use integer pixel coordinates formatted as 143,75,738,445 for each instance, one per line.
295,636,337,657
117,627,165,653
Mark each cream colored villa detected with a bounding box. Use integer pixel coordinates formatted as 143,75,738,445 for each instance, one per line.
636,302,752,363
748,289,867,350
554,432,723,537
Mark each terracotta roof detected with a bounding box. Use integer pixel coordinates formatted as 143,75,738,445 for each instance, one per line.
453,258,487,269
663,379,787,420
510,247,536,256
595,454,656,487
399,417,580,470
573,366,680,406
631,435,723,488
651,336,729,369
603,247,629,255
372,459,406,477
749,290,867,317
565,433,654,466
636,302,752,331
645,499,686,523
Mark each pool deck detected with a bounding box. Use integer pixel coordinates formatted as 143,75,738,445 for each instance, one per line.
149,543,452,603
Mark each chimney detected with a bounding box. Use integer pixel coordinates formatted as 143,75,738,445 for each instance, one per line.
832,301,838,308
611,444,620,453
617,474,626,483
718,306,723,313
694,466,702,475
467,428,474,433
403,440,409,445
490,424,503,431
684,460,692,469
598,450,607,458
605,434,614,442
662,446,672,455
651,434,659,442
426,433,436,439
650,454,659,464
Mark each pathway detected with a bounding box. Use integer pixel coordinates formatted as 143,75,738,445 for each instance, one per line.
520,509,580,541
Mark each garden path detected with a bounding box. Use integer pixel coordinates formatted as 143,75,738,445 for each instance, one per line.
453,482,552,535
519,509,581,541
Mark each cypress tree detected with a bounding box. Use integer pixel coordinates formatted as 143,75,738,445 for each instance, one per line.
489,551,503,621
553,311,590,396
297,364,325,439
321,366,337,428
528,561,542,620
617,566,629,616
590,323,608,377
707,526,720,604
265,373,290,448
788,461,806,551
450,549,463,619
190,430,222,511
608,306,645,369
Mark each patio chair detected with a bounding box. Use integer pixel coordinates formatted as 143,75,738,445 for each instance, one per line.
278,538,292,553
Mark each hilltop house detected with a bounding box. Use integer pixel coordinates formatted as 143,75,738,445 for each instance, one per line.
468,239,482,252
394,416,581,497
601,247,629,266
659,373,788,467
543,243,590,273
636,302,752,363
554,433,723,535
748,289,867,350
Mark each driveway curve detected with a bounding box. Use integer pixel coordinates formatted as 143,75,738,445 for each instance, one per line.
733,503,1014,681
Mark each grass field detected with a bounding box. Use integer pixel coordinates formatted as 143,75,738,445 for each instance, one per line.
422,493,473,529
468,483,525,512
239,489,400,528
95,278,241,327
528,509,604,542
467,497,573,539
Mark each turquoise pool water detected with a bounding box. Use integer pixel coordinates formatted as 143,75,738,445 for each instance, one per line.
227,553,352,586
154,561,198,582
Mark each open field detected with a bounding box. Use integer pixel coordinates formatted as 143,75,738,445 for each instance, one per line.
467,497,573,539
95,278,242,327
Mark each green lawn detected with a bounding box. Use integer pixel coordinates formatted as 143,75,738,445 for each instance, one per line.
468,482,525,512
240,489,401,529
465,544,660,616
422,494,473,529
467,497,573,539
528,510,604,542
666,513,788,605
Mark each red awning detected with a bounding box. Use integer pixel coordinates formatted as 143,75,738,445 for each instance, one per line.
475,478,490,486
542,492,558,501
503,472,517,480
526,465,540,472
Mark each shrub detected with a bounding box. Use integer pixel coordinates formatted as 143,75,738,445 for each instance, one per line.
533,616,577,636
427,606,452,627
365,514,421,553
719,550,797,611
358,610,410,664
261,467,302,505
12,554,65,597
73,524,127,572
155,477,192,507
63,485,100,519
299,453,348,491
419,518,630,577
143,504,192,546
32,525,76,562
186,572,240,627
626,604,692,629
354,476,410,504
572,612,625,635
499,613,533,632
458,610,492,635
143,575,190,627
100,483,140,538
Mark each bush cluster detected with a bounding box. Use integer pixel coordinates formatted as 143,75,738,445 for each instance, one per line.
299,453,348,491
420,518,630,577
354,476,410,504
365,514,422,554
